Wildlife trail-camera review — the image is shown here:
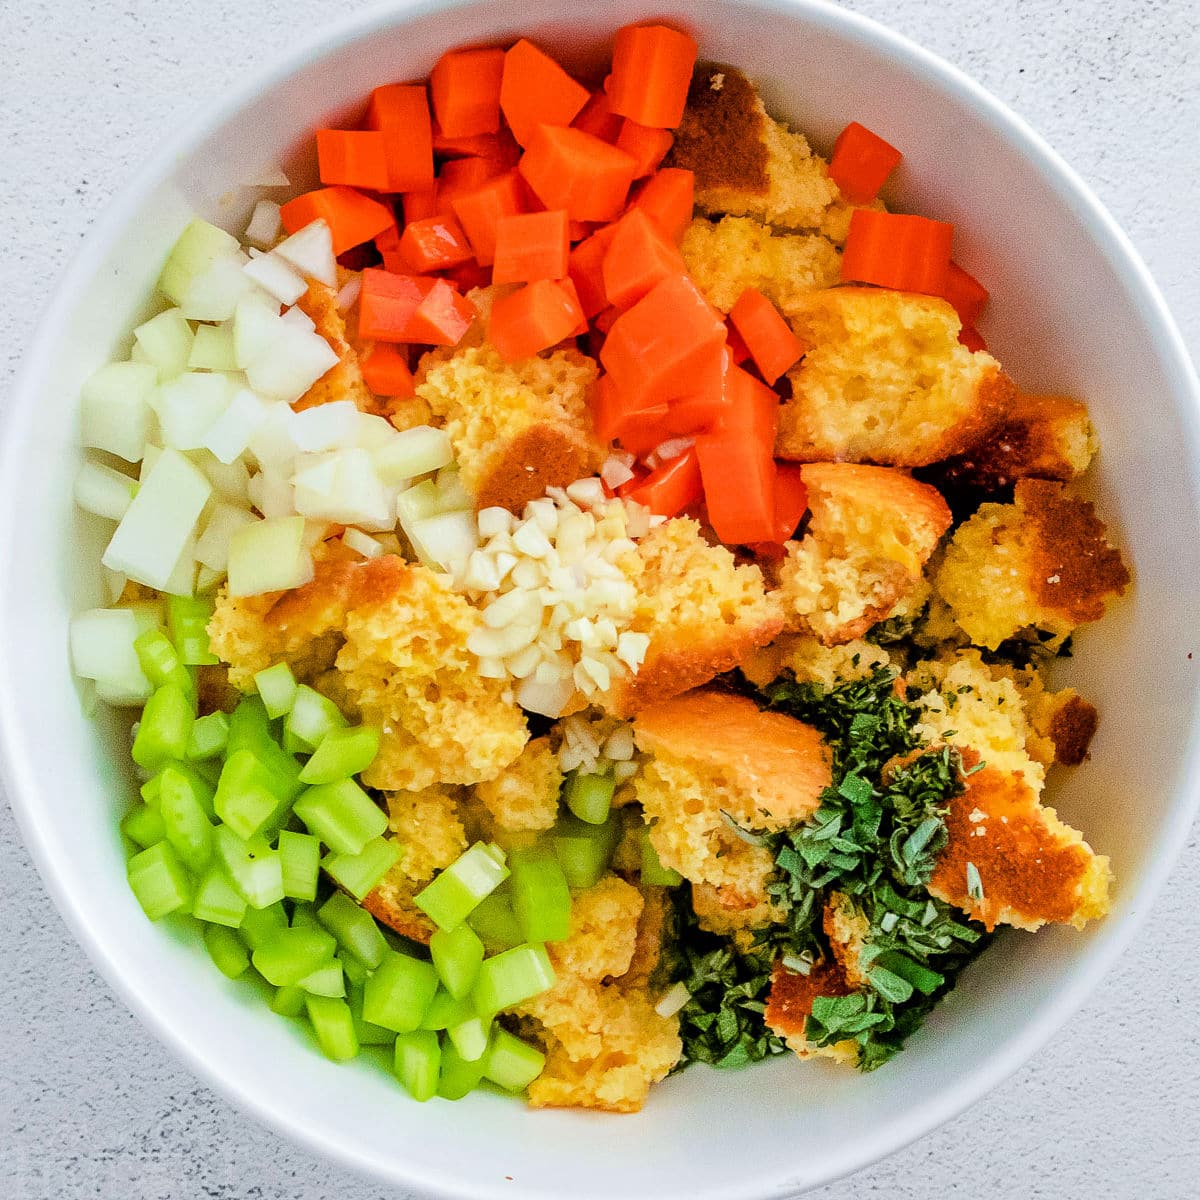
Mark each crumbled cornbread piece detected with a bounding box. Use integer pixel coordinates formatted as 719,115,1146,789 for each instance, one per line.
691,879,783,936
934,479,1130,650
776,463,951,644
415,342,605,513
778,288,1013,466
1011,670,1099,767
473,736,563,832
292,278,374,414
764,959,860,1064
602,518,784,718
739,635,894,691
824,892,870,990
680,215,841,313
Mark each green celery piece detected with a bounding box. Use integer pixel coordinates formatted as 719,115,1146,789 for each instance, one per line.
127,841,192,920
639,828,683,887
482,1027,546,1092
278,830,321,902
341,952,368,988
394,1029,441,1101
363,950,439,1033
166,593,219,665
317,892,387,969
552,810,621,889
509,848,572,944
186,711,230,761
133,627,193,693
216,825,285,909
227,698,305,803
472,943,556,1017
322,837,401,901
447,1015,490,1063
420,988,475,1032
204,922,250,979
236,900,288,949
347,979,395,1046
158,764,215,871
294,778,388,855
562,770,616,825
414,842,510,932
299,724,381,785
254,662,298,720
285,684,347,752
466,892,523,951
192,863,247,928
305,994,359,1061
290,903,322,931
214,749,292,842
131,683,195,771
140,772,163,807
270,984,307,1018
430,922,485,999
251,926,337,986
437,1037,486,1100
299,959,346,998
121,804,166,849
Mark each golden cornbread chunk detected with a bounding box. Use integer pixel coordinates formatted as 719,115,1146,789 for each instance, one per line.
778,288,1014,466
208,555,528,791
292,277,374,414
764,958,860,1065
934,478,1130,650
739,635,894,691
777,463,952,644
473,736,563,833
665,64,867,242
602,517,784,718
415,341,605,513
362,786,468,944
681,215,841,313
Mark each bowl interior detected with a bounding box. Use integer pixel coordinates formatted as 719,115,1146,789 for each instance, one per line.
4,2,1200,1198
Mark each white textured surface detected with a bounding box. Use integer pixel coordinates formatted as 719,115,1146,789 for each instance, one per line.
1,1,1198,1197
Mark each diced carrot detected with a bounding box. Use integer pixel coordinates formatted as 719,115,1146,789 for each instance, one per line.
728,288,805,384
404,279,476,345
397,215,475,272
630,168,695,243
621,445,703,517
573,90,624,143
601,208,685,309
443,260,493,293
280,187,396,255
489,278,585,362
568,225,620,319
840,209,953,295
450,171,530,266
695,364,780,544
499,39,590,146
432,125,521,165
436,155,509,216
568,219,599,242
725,321,751,365
337,242,383,272
358,270,437,341
600,273,727,406
592,304,621,335
657,350,732,436
941,261,989,326
365,84,435,193
556,278,590,337
375,223,407,273
360,343,415,397
519,125,638,223
403,186,439,224
492,210,571,283
590,374,669,444
771,463,809,542
429,47,506,138
958,325,988,353
316,130,392,192
828,121,902,204
615,120,674,178
607,24,698,129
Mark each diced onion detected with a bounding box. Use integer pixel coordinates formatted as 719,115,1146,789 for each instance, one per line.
244,199,283,249
244,322,338,405
273,220,337,287
133,309,194,381
290,400,360,453
226,515,313,596
336,276,362,312
69,606,158,705
157,219,241,307
407,510,479,570
245,164,291,188
74,459,137,521
654,981,691,1019
293,448,394,531
371,425,453,486
151,371,232,452
195,501,257,572
233,292,286,369
342,527,384,559
202,386,273,465
187,323,239,371
178,250,259,322
514,673,577,719
243,251,308,306
79,361,156,463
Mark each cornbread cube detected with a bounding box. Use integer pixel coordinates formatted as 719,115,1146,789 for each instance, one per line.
473,735,563,832
292,277,374,414
764,958,860,1065
738,635,894,692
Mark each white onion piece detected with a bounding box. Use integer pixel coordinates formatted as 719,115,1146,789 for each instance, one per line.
69,607,158,706
157,219,241,306
187,322,239,371
408,510,479,570
195,563,226,594
246,402,299,468
133,309,194,381
203,387,274,465
372,425,453,486
515,672,577,719
178,249,259,322
196,501,257,572
102,566,127,605
280,305,316,333
292,448,393,531
79,361,156,462
139,443,162,481
243,250,308,306
244,199,283,249
248,465,295,519
273,220,337,287
435,468,474,514
245,323,338,405
291,400,360,452
342,527,384,559
191,451,251,504
600,456,635,489
336,275,362,312
353,412,400,451
102,448,212,590
233,293,287,370
74,460,137,521
161,534,198,597
227,515,312,596
246,164,291,188
654,981,691,1019
151,371,232,452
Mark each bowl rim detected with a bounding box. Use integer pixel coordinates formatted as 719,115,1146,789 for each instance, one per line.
3,0,1199,1196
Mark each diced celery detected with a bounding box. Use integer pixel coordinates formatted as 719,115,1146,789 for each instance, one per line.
509,848,572,944
192,863,247,927
186,711,230,761
298,725,381,785
341,952,368,989
251,926,337,987
236,899,288,949
131,683,195,770
133,628,191,692
467,892,523,951
158,764,216,869
166,594,219,665
414,843,510,932
270,984,307,1017
216,826,285,910
290,903,321,931
420,988,475,1032
227,698,306,803
317,892,387,969
322,837,401,901
347,979,395,1046
254,662,298,720
394,1029,441,1102
190,756,224,789
120,804,166,849
447,1015,490,1063
127,842,192,920
639,828,683,887
294,779,388,855
472,944,556,1016
362,950,439,1034
214,749,293,841
552,811,621,889
278,830,321,901
305,994,359,1061
204,922,250,978
285,685,347,751
140,773,163,807
562,770,616,825
299,959,346,998
430,922,485,1000
483,1027,546,1092
437,1038,486,1100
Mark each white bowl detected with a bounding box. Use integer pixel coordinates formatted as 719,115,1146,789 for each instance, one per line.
4,1,1199,1196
